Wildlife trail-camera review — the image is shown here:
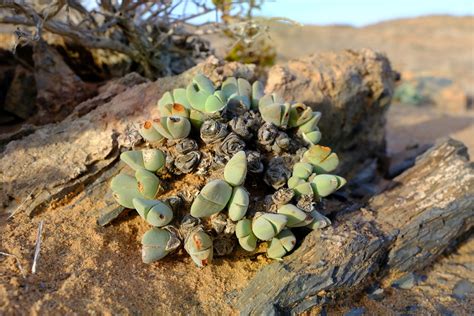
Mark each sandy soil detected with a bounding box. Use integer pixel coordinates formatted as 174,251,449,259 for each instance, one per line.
0,180,269,314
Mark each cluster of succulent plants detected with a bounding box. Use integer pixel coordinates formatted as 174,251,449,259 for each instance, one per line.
109,74,346,266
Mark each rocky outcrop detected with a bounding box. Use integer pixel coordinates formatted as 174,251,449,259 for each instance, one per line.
266,49,396,175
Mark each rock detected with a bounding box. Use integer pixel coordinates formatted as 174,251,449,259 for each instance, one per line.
366,285,384,301
437,304,455,316
452,279,473,300
0,57,256,217
32,40,97,124
344,307,365,316
391,273,416,289
265,49,395,175
237,138,473,314
4,65,37,119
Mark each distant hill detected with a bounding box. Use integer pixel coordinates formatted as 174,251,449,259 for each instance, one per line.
209,15,474,95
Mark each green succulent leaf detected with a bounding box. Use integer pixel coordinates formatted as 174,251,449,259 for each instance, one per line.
311,174,346,197
252,213,288,241
301,145,340,173
184,228,213,267
139,120,164,142
227,186,249,221
135,169,161,199
120,151,144,170
251,81,265,110
141,228,172,263
267,229,296,259
288,103,313,127
277,204,313,227
110,173,141,209
190,180,233,218
224,151,247,186
132,198,173,227
142,149,166,172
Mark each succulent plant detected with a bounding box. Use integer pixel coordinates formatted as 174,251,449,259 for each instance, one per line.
227,186,249,221
141,228,174,263
110,173,141,209
135,168,161,199
184,227,213,267
157,88,190,118
277,204,313,227
307,210,331,230
288,103,313,128
301,145,339,173
139,120,164,142
251,81,265,110
133,198,173,227
260,102,291,128
258,93,284,109
152,116,191,140
224,150,247,186
222,77,252,109
236,219,257,252
267,229,296,259
311,174,347,197
120,149,166,172
107,74,347,265
252,213,288,241
190,180,232,218
186,74,227,114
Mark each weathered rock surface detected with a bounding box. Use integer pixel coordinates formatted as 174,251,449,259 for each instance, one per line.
0,56,255,217
266,49,396,175
4,65,37,119
237,138,473,314
0,51,391,218
32,40,97,123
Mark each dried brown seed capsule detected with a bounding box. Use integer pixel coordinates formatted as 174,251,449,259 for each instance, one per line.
215,132,246,160
174,151,201,173
264,156,292,189
213,237,235,257
272,188,295,206
296,194,315,212
246,150,264,174
176,138,198,154
200,119,229,144
211,213,228,234
229,115,252,140
274,132,291,150
257,122,278,146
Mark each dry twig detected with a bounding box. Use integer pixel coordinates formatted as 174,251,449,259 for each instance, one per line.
31,220,44,274
0,251,26,278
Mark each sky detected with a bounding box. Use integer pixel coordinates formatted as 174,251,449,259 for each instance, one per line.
185,0,474,26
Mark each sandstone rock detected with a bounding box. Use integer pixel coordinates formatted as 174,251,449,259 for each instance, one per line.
265,49,396,175
237,138,473,314
32,40,97,124
4,65,37,119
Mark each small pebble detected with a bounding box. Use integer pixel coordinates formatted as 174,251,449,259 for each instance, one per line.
452,279,473,300
367,287,384,301
404,304,418,312
437,304,455,316
392,272,416,289
344,307,365,316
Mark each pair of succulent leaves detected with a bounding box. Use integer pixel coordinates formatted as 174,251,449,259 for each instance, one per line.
140,74,322,147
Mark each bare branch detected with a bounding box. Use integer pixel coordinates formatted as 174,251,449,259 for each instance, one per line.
0,15,136,56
